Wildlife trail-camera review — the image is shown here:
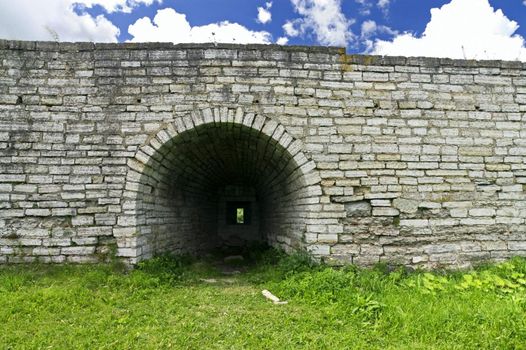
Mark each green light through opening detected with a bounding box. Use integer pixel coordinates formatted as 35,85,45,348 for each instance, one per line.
236,208,244,224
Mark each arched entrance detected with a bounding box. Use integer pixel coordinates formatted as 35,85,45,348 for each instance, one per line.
117,109,322,263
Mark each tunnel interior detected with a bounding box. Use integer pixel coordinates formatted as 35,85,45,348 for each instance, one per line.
133,122,310,260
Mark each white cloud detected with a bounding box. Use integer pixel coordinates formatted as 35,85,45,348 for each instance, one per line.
355,0,391,16
360,19,397,39
361,20,377,38
276,37,289,45
74,0,162,13
0,0,119,42
354,0,372,16
284,0,354,46
377,0,390,16
128,8,272,44
360,19,396,52
377,0,390,10
283,21,300,37
257,2,272,24
373,0,526,61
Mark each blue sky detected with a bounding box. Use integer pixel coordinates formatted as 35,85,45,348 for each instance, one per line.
1,0,526,60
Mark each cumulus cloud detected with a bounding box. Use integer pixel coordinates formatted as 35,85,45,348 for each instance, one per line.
361,20,377,38
283,0,354,46
257,2,272,24
128,8,272,44
377,0,390,12
354,0,372,16
360,19,397,39
360,19,397,52
0,0,119,42
355,0,391,16
283,21,300,37
372,0,526,61
377,0,391,16
276,37,289,45
74,0,162,13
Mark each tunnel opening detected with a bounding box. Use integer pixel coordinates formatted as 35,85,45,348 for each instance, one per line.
128,119,316,262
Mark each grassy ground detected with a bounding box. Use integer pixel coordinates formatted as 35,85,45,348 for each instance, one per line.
1,250,526,349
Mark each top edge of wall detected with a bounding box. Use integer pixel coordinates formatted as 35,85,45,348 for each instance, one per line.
0,39,524,69
0,39,343,53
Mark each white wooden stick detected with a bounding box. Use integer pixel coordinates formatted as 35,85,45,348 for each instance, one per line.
262,289,288,304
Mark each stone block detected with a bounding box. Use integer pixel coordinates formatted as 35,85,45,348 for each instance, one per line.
400,219,429,228
317,234,338,243
71,215,94,226
307,245,331,255
61,247,96,256
469,208,496,217
344,201,371,217
392,198,419,214
25,209,51,217
372,207,399,217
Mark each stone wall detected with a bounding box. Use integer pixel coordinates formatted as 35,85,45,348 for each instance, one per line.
1,39,526,268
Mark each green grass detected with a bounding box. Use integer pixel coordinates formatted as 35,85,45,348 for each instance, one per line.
1,250,526,349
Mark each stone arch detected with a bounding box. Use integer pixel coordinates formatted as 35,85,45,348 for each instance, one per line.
115,107,323,264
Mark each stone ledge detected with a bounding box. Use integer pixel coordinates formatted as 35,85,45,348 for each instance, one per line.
0,39,524,69
0,39,342,54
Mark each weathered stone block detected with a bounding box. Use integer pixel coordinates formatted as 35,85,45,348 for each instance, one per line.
392,198,419,214
469,208,496,217
61,246,96,256
372,207,399,217
344,201,371,217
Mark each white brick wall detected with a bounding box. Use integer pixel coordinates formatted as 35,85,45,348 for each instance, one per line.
1,40,526,268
